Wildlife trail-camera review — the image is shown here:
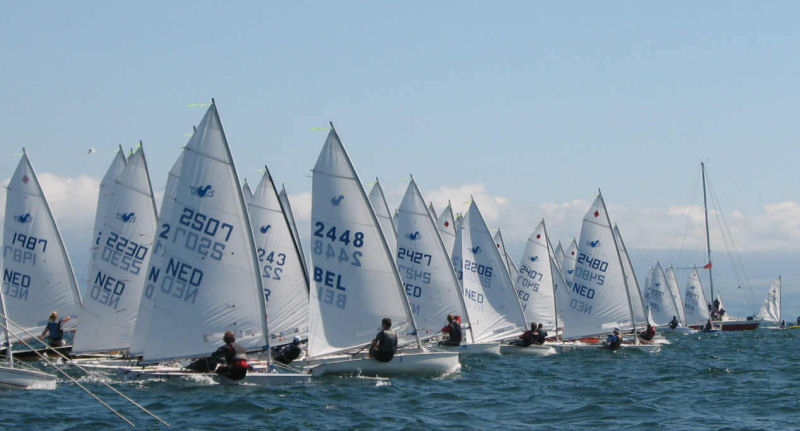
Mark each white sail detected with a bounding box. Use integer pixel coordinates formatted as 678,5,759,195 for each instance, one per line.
453,201,526,342
493,230,519,282
665,265,687,324
308,128,418,358
683,268,710,326
396,179,469,341
560,194,633,339
247,169,309,345
137,104,267,362
428,202,436,219
278,185,308,278
392,209,399,231
554,242,566,270
613,225,649,327
72,147,159,353
242,180,254,204
514,220,558,331
1,151,82,334
756,276,781,323
643,263,676,326
562,239,578,285
436,204,457,258
90,149,127,253
368,180,397,261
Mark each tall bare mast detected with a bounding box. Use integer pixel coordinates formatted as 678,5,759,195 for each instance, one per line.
701,162,715,303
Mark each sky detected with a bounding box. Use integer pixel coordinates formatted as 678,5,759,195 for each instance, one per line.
2,2,799,317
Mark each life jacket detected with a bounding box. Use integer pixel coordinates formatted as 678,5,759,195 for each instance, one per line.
47,321,63,340
227,343,249,368
448,321,462,342
378,330,397,353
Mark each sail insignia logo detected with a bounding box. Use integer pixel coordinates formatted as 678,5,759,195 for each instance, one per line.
331,195,344,206
117,212,136,223
587,240,600,248
471,246,481,254
190,185,215,198
530,256,538,262
15,213,32,223
406,232,421,240
260,225,271,234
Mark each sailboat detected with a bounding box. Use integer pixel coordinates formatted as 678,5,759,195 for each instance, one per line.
1,150,83,357
305,125,459,377
451,201,526,352
663,264,692,332
72,145,158,355
756,276,781,327
500,220,562,355
121,102,309,385
368,179,397,260
395,179,494,355
558,193,660,352
697,162,759,331
494,229,519,282
0,285,57,389
643,263,680,328
278,185,309,278
683,268,712,329
246,168,309,347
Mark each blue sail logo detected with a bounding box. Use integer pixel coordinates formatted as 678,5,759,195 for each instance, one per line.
190,185,215,198
406,232,421,240
471,246,481,254
587,240,600,248
15,213,32,223
117,212,136,223
529,256,538,262
259,225,271,234
331,195,344,206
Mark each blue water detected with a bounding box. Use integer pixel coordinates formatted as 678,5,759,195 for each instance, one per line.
2,328,799,430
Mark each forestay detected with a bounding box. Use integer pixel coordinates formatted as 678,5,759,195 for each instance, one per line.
453,201,526,342
247,169,309,345
514,220,558,331
278,186,308,278
493,230,518,282
683,269,710,326
665,265,687,324
560,194,633,339
368,180,397,261
396,179,469,341
756,276,781,323
643,263,676,326
73,147,158,353
2,151,82,334
137,103,266,362
613,225,650,327
308,128,418,358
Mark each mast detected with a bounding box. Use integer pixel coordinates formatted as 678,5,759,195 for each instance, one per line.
542,220,560,342
601,191,639,343
701,162,715,303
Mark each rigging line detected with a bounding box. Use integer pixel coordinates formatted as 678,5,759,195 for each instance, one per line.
674,167,701,267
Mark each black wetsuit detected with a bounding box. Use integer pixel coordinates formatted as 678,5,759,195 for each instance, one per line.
439,321,463,346
668,318,678,329
45,320,66,347
370,330,397,362
534,328,547,345
211,342,249,380
273,343,302,365
639,327,656,341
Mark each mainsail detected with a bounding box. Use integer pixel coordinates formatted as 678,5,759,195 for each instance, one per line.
643,263,677,326
514,220,558,331
613,225,650,327
562,239,578,285
308,127,419,358
73,146,158,353
493,230,519,282
1,151,82,334
396,179,470,341
436,203,457,257
278,185,308,278
247,169,309,344
756,276,781,323
683,268,710,326
368,180,397,260
137,103,267,361
665,265,687,324
453,201,526,342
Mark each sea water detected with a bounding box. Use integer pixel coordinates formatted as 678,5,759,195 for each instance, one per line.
2,328,798,430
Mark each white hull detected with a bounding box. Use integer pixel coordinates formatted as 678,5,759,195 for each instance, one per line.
0,366,57,389
119,366,310,385
499,344,557,356
309,351,460,377
555,341,661,353
435,342,501,356
662,327,696,334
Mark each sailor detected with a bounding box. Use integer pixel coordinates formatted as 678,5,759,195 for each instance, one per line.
273,336,303,365
211,331,249,381
534,323,547,345
512,323,537,347
704,319,714,331
796,316,800,326
779,319,786,329
639,324,656,341
40,311,70,347
604,328,621,350
668,316,679,329
369,317,397,362
438,314,462,346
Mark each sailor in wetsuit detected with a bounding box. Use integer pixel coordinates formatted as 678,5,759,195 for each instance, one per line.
40,311,70,347
534,323,547,345
704,319,714,331
273,336,303,365
369,317,397,362
668,316,679,329
211,331,249,381
604,328,621,350
639,324,656,341
439,314,463,346
511,323,537,347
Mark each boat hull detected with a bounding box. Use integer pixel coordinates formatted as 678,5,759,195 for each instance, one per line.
309,351,460,377
119,366,311,385
435,342,500,356
720,320,760,331
0,366,57,389
499,344,557,356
